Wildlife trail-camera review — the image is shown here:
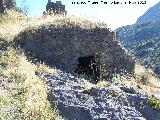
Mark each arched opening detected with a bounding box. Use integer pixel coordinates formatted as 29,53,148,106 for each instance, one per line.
75,55,100,83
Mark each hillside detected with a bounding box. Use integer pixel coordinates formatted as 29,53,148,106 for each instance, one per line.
116,2,160,78
0,9,160,120
136,2,160,24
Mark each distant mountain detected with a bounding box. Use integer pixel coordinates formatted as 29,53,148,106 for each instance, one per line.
116,2,160,78
136,2,160,24
116,22,160,45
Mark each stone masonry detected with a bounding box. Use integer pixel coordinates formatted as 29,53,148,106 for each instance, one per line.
14,24,135,82
45,0,67,15
0,0,4,14
0,0,16,14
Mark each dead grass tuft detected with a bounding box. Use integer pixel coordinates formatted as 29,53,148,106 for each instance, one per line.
120,63,160,99
0,9,28,41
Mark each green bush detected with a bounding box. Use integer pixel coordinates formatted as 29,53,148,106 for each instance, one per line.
148,96,160,112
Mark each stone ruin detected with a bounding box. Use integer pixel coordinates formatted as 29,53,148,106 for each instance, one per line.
14,24,135,83
45,0,67,15
0,0,16,14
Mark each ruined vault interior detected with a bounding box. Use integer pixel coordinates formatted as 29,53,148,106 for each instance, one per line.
75,55,100,83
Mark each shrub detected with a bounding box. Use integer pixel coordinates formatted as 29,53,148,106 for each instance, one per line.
97,80,107,87
136,71,149,85
148,96,160,112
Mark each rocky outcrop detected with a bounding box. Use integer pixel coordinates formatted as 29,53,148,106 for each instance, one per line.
38,69,160,120
13,21,135,82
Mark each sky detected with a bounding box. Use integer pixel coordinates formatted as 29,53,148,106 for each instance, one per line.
16,0,160,30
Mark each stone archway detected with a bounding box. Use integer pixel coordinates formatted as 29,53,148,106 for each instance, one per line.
75,55,100,83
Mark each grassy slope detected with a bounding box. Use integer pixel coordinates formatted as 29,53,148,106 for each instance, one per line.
0,10,62,120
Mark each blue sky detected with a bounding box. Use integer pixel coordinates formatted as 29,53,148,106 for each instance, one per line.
16,0,160,29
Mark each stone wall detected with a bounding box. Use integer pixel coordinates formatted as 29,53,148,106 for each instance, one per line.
45,1,67,15
4,0,16,9
0,0,4,14
0,0,16,14
14,25,135,81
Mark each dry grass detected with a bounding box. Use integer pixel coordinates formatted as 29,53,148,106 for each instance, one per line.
29,13,108,29
0,9,64,120
97,80,109,88
120,63,160,99
0,9,28,41
0,9,108,42
0,48,61,119
82,62,160,101
94,62,160,100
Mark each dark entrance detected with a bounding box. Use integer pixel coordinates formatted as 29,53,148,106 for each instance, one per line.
75,55,100,83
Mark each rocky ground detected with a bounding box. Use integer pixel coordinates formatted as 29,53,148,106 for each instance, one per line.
1,41,160,119
36,69,160,120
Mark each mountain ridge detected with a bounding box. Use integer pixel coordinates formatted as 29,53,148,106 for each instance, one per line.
116,2,160,78
136,2,160,24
